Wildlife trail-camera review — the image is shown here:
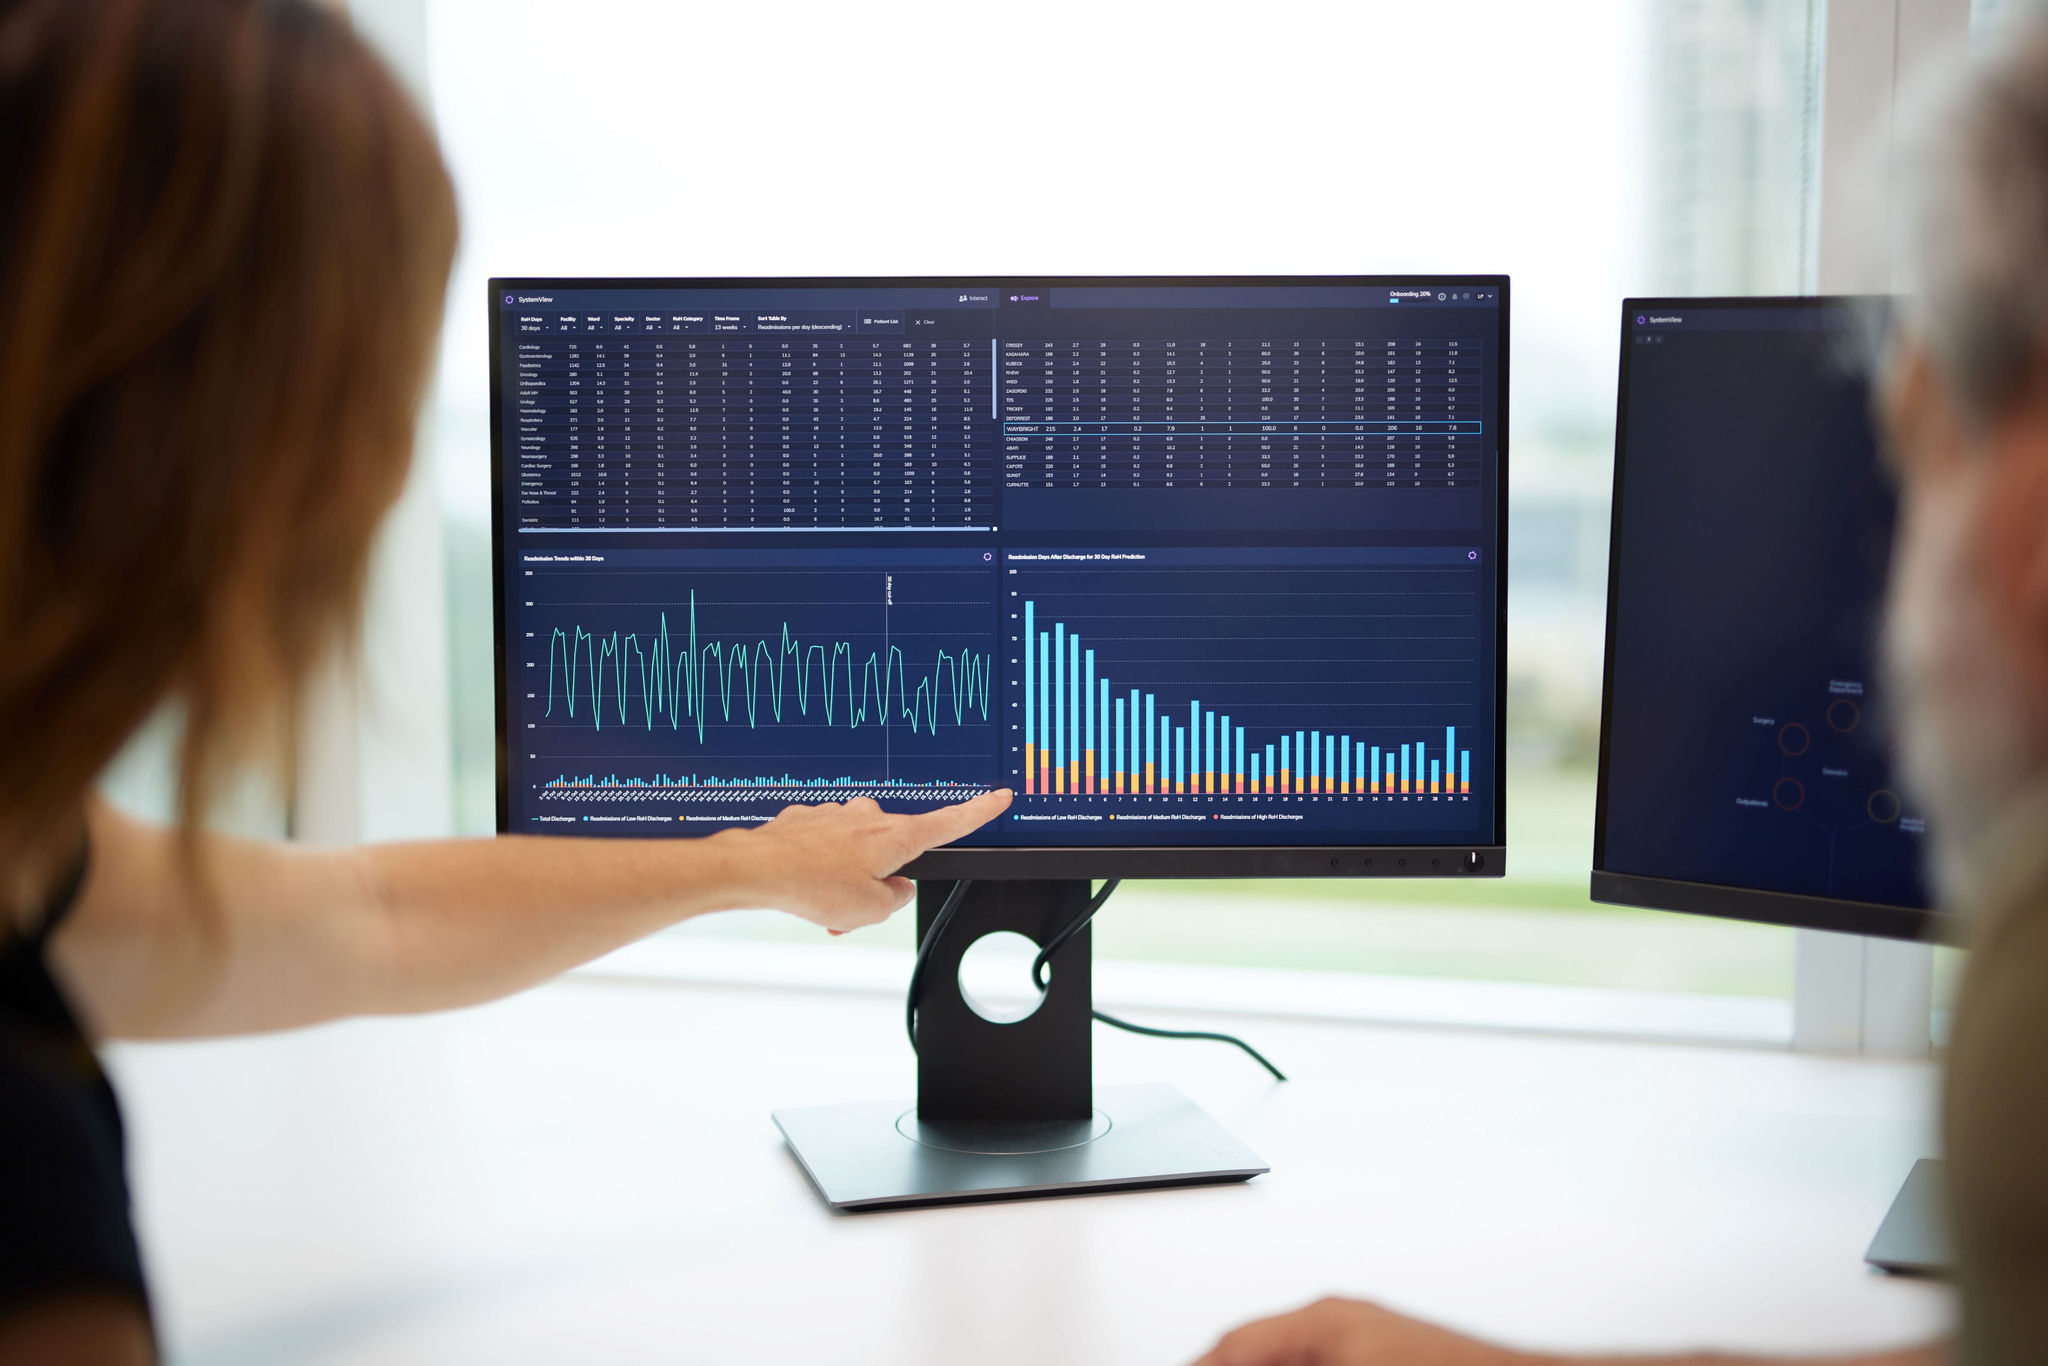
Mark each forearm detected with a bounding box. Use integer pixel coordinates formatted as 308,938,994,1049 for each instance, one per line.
55,790,1003,1040
56,802,763,1038
358,829,761,1015
1533,1348,1944,1366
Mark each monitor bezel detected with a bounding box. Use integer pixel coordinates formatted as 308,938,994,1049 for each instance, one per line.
490,274,1509,880
1590,295,1945,942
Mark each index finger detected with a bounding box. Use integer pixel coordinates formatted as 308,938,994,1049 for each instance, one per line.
898,787,1012,853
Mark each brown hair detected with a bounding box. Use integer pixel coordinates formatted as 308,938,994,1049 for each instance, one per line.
0,0,457,901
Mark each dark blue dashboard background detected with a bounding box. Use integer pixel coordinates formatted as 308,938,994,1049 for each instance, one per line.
1597,303,1930,909
496,280,1505,849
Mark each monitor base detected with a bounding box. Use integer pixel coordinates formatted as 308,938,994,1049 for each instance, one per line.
774,1082,1267,1212
1864,1157,1952,1276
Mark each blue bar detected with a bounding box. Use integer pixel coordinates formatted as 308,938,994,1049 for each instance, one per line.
1431,759,1441,791
1309,730,1321,789
1205,710,1216,791
1175,727,1186,790
1461,751,1470,791
1385,748,1395,790
1281,736,1291,786
1052,623,1063,789
1401,744,1410,789
1217,713,1229,789
1328,735,1338,791
1024,602,1034,769
1113,698,1124,789
1251,754,1261,789
1296,731,1307,791
1038,633,1051,786
1341,738,1351,791
1446,726,1456,778
1084,650,1096,788
1069,635,1082,776
1265,743,1276,791
1145,694,1156,787
1235,725,1246,790
1189,701,1202,790
1100,678,1110,789
1129,689,1140,788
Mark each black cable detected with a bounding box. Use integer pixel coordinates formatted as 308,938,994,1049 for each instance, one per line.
905,879,971,1051
1029,878,1121,992
1091,1008,1289,1083
1034,880,1289,1083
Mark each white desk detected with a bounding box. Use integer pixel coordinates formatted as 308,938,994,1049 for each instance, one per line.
109,974,1951,1365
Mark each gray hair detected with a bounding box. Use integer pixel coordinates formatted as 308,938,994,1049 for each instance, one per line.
1895,20,2048,429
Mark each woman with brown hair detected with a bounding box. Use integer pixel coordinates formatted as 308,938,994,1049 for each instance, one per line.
0,2,1009,1360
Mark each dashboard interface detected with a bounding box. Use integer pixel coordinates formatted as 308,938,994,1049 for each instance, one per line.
1597,299,1930,912
492,278,1506,850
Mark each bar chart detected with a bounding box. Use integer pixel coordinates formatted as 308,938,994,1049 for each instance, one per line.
1006,550,1486,811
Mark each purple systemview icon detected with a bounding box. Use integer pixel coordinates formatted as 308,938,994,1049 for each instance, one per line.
1467,551,1479,561
505,294,514,304
1635,314,1646,325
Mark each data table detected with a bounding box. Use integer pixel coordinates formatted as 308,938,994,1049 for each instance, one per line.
999,337,1481,490
512,327,996,531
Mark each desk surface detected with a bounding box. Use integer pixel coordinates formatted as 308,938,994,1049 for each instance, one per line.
109,972,1951,1366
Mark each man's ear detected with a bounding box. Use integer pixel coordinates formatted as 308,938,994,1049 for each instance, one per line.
1975,380,2048,693
1878,339,1968,484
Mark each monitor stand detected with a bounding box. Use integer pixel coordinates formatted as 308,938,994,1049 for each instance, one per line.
772,879,1270,1212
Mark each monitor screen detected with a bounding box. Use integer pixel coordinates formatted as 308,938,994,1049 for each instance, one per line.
1593,297,1939,937
491,277,1506,875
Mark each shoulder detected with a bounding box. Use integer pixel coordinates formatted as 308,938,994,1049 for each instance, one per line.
1947,894,2048,1364
0,1290,153,1366
0,1026,149,1333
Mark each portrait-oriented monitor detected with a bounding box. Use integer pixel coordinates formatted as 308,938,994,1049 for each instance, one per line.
490,277,1508,880
1592,296,1944,942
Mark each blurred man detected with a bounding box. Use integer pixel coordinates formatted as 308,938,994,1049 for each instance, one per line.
1194,23,2048,1366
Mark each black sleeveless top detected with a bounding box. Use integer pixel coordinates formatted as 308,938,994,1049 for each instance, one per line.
0,845,152,1327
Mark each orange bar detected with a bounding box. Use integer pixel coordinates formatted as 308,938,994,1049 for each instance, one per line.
1371,775,1379,794
1145,762,1154,794
1280,768,1290,792
1085,752,1094,794
1115,771,1124,794
1460,778,1470,795
1236,775,1245,794
1069,760,1079,792
1024,745,1034,795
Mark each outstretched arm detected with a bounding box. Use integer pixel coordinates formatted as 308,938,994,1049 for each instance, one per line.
1192,1299,1945,1366
49,789,1010,1040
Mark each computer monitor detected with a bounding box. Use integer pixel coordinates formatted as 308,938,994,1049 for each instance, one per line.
491,275,1510,1206
1591,296,1944,944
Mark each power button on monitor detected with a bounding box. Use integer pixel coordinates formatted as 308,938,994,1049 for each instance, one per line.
1464,851,1486,873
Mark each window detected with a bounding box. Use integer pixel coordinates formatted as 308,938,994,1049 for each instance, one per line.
429,0,1821,1005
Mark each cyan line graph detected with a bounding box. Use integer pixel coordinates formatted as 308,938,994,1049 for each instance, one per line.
543,590,992,740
